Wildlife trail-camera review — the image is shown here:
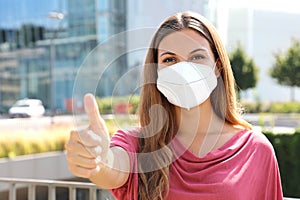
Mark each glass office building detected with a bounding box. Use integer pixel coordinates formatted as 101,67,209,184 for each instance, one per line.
0,0,127,112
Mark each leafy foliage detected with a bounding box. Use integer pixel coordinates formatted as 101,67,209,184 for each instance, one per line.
241,101,300,113
96,95,140,114
270,39,300,101
229,44,259,97
264,131,300,197
270,39,300,87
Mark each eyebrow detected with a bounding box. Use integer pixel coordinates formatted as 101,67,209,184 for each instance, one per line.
159,48,209,57
190,48,209,54
159,51,175,57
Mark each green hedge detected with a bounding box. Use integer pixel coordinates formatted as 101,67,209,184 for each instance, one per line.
96,97,300,114
0,136,66,158
96,95,140,114
242,101,300,113
264,131,300,197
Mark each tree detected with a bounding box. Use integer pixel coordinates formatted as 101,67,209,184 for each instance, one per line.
229,44,259,99
270,38,300,102
270,39,300,101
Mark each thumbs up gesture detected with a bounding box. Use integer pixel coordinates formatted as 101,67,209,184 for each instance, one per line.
65,93,110,178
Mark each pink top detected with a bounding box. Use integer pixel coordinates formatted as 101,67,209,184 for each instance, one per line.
110,129,283,200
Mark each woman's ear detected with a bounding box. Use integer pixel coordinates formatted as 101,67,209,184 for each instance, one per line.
214,59,221,78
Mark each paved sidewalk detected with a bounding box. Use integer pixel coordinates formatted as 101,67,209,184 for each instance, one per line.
253,126,295,134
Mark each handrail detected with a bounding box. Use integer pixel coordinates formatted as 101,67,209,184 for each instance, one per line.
0,177,103,200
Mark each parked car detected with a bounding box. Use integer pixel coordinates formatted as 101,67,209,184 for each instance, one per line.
8,99,45,118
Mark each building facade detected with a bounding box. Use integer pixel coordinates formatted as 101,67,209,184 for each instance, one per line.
0,0,127,112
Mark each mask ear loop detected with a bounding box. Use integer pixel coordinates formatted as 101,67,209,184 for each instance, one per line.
212,58,219,70
202,58,218,76
213,58,221,78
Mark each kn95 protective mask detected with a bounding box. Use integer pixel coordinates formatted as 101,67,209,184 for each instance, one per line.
156,61,217,110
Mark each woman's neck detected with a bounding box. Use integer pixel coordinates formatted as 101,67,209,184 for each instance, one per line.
174,99,229,157
176,99,245,157
175,99,224,135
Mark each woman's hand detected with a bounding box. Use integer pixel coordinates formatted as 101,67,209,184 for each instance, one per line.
65,93,110,178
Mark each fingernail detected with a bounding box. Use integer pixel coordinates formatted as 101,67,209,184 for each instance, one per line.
87,130,95,135
95,146,102,155
95,156,102,163
87,130,102,142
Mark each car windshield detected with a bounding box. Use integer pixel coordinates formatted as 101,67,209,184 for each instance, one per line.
14,104,30,107
13,99,42,107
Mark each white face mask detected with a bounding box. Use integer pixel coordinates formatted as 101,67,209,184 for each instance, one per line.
157,61,218,110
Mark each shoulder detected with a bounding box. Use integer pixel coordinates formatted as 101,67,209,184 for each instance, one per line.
250,130,274,151
225,130,279,175
110,129,140,199
110,128,140,153
240,129,276,159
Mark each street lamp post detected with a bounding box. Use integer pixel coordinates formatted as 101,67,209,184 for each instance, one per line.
48,12,64,124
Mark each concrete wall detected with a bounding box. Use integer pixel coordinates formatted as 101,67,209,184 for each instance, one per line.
0,151,74,186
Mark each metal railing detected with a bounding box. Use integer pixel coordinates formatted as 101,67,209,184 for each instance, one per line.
0,177,115,200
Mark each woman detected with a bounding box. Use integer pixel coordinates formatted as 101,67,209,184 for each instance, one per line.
65,11,283,200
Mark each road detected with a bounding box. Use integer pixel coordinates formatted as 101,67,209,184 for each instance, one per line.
242,113,299,134
0,114,298,134
0,115,76,132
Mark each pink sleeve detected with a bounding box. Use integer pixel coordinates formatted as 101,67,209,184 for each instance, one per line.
109,129,139,200
266,147,284,200
252,133,284,200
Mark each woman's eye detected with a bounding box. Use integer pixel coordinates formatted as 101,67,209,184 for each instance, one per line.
162,57,176,63
190,54,205,61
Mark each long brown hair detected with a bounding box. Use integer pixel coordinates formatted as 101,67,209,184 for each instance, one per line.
137,11,252,200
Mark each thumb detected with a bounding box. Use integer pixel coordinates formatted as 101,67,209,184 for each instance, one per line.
84,93,106,134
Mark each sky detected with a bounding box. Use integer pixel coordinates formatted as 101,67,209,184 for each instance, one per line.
0,0,66,28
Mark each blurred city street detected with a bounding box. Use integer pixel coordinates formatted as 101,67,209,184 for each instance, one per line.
0,0,299,199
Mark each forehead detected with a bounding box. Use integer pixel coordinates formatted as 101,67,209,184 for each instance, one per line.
158,28,212,55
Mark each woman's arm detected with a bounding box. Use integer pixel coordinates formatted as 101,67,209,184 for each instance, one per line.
89,146,130,189
65,93,130,189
